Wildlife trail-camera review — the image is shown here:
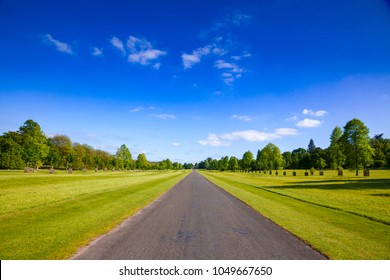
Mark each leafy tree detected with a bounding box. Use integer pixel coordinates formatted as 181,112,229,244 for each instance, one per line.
258,143,284,172
116,144,132,170
241,150,254,172
228,156,239,171
328,126,345,171
0,132,24,169
19,120,49,169
136,153,149,170
219,156,229,171
291,148,306,170
282,151,292,169
307,139,316,153
341,118,374,175
370,134,390,168
49,135,73,169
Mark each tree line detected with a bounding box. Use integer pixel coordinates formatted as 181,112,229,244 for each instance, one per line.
195,118,390,175
0,119,188,171
1,118,389,174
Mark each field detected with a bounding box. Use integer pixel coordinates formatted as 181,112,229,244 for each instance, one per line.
200,170,390,259
0,169,190,259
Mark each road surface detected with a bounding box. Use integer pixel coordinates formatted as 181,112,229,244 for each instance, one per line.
72,171,326,259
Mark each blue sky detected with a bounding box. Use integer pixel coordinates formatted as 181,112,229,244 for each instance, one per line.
1,0,390,163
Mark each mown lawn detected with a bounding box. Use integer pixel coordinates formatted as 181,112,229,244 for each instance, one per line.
200,170,390,260
0,170,190,259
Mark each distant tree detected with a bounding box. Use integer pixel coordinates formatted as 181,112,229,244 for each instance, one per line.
307,139,316,153
282,151,292,169
219,156,229,171
341,118,374,175
116,144,132,170
241,150,254,172
136,153,149,170
328,126,346,171
258,143,284,172
50,135,73,169
0,131,24,169
228,156,239,171
18,120,49,169
291,148,306,170
370,134,390,168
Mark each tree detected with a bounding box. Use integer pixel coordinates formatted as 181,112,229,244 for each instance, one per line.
241,150,254,172
0,132,24,169
307,139,316,153
116,144,132,170
219,156,229,171
328,126,345,171
259,143,284,171
228,156,239,171
49,135,73,169
282,151,292,169
136,153,149,170
291,148,306,170
370,134,390,168
19,120,49,169
341,118,374,175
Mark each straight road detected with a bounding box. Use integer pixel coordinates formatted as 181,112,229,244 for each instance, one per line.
73,171,326,259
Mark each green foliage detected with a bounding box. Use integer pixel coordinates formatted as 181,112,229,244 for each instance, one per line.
136,153,149,170
241,150,253,172
257,143,284,171
342,118,374,173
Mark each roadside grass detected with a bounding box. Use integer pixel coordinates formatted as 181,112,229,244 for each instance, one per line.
199,170,390,260
0,170,190,259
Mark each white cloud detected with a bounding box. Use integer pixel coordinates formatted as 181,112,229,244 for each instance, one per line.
111,35,166,69
221,130,280,142
110,37,125,55
285,115,298,122
44,34,74,55
126,36,166,68
302,109,328,117
92,47,103,57
129,106,144,113
172,142,181,147
296,118,322,128
198,127,297,147
198,134,229,147
215,59,245,85
275,128,299,136
231,115,253,121
182,45,211,69
153,114,176,120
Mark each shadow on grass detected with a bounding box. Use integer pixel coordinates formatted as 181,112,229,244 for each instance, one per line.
273,178,390,191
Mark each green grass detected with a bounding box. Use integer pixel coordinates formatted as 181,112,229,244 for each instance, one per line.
0,169,190,259
200,170,390,260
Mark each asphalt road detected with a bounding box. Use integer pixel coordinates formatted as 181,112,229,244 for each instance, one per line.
72,171,326,259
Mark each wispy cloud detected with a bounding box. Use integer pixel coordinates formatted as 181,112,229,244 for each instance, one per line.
110,36,166,69
43,34,74,55
172,142,181,147
231,115,253,121
198,128,297,147
129,106,144,113
110,37,125,55
182,45,211,69
215,59,245,85
153,114,176,120
92,47,103,57
302,109,328,117
296,118,322,128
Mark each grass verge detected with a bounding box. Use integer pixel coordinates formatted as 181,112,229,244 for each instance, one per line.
200,170,390,259
0,170,190,259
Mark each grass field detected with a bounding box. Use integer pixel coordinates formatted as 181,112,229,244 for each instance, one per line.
0,169,190,259
200,170,390,260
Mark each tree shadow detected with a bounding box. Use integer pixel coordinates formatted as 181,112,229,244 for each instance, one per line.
268,178,390,191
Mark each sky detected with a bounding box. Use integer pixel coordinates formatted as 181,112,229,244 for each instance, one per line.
1,0,390,163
